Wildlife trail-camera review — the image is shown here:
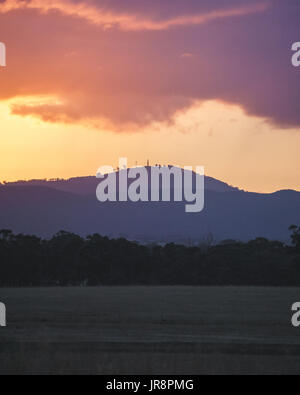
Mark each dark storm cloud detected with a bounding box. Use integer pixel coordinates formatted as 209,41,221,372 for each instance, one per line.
0,0,299,129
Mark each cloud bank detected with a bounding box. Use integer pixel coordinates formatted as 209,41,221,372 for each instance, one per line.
0,0,271,31
0,0,299,129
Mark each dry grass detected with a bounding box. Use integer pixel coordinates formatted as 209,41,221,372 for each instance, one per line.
0,287,300,375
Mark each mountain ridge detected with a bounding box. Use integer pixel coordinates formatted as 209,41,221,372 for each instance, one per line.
0,176,299,243
0,168,241,196
2,167,298,196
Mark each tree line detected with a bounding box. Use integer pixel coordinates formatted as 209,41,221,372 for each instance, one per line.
0,226,299,287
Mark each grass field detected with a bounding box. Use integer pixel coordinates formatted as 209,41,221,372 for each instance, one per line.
0,287,300,375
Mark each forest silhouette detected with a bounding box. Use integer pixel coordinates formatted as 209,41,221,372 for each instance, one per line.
0,226,299,287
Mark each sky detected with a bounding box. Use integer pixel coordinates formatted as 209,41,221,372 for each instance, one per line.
0,0,299,192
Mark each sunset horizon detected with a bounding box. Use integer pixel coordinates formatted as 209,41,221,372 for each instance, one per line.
1,0,300,193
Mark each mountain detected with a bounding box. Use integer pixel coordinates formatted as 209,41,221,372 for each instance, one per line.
1,170,240,195
0,169,299,243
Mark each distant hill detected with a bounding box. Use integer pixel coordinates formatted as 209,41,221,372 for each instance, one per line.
0,169,299,243
1,169,240,195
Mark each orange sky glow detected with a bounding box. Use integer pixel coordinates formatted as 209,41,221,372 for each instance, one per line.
0,0,299,193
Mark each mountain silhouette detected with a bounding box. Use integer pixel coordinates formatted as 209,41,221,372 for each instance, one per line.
0,168,299,243
1,168,239,195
